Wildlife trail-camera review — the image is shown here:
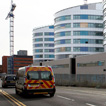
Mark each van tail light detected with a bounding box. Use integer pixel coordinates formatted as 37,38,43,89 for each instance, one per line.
24,83,27,89
53,82,55,87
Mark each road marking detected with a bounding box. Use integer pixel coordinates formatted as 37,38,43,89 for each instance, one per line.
0,89,26,106
0,92,16,106
61,87,106,96
57,95,75,101
86,103,96,106
2,91,21,106
3,91,26,106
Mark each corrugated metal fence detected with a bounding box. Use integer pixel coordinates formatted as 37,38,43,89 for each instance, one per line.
55,74,106,88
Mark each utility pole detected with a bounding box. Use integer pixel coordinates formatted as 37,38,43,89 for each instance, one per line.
5,0,16,56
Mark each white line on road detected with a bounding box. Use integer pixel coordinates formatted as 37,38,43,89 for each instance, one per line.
57,95,75,101
86,103,96,106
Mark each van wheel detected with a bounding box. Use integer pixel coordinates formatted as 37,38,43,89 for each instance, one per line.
21,90,28,97
50,93,55,97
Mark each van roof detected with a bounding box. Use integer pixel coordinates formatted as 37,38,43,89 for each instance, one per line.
19,66,52,69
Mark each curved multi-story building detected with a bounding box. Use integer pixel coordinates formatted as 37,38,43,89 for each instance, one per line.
54,2,104,59
33,25,55,63
103,0,106,51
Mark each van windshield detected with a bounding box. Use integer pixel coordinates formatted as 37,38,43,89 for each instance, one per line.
27,71,52,80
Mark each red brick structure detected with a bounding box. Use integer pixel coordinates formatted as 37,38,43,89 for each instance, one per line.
0,65,2,73
2,51,33,74
13,55,33,74
2,56,10,73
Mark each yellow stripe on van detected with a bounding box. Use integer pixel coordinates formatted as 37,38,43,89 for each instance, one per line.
25,67,40,76
45,67,50,71
41,81,48,89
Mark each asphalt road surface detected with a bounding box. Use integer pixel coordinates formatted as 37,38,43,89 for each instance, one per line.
0,78,106,106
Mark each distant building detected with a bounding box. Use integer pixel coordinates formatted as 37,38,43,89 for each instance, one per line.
17,50,27,56
7,55,33,74
2,50,33,74
2,56,10,73
33,25,55,63
54,2,103,60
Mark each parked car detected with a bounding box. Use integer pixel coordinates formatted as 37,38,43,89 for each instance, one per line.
1,74,16,88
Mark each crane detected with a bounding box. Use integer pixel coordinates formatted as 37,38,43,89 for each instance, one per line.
84,0,87,4
5,0,16,56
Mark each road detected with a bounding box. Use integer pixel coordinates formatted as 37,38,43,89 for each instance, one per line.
0,79,106,106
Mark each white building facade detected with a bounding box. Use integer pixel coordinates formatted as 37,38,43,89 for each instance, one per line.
54,2,104,59
33,25,55,63
103,0,106,51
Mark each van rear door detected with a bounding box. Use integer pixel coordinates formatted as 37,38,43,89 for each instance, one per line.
39,67,54,90
25,67,41,90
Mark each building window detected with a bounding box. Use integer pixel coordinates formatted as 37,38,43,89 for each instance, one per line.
55,47,71,52
33,33,43,37
34,44,43,47
55,39,71,45
55,23,71,30
44,43,54,47
34,38,43,42
55,31,71,37
49,25,54,29
44,55,54,58
52,64,69,69
80,5,88,9
44,49,54,52
55,15,71,22
35,49,43,53
73,23,80,28
44,32,54,36
73,23,103,28
73,47,104,52
73,39,103,44
44,38,54,41
77,61,105,67
73,31,103,36
73,15,103,20
35,55,43,58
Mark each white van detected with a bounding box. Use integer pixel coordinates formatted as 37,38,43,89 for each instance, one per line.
15,66,56,97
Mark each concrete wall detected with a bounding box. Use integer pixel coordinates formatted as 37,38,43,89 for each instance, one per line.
34,58,71,74
76,52,106,75
55,74,106,88
34,52,106,75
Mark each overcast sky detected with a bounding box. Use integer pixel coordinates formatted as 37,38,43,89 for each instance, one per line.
0,0,102,64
